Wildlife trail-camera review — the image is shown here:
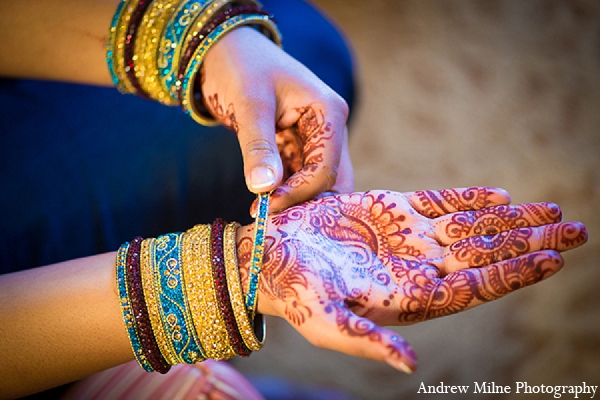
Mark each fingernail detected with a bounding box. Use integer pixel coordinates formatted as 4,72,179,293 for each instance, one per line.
385,355,415,374
250,167,276,191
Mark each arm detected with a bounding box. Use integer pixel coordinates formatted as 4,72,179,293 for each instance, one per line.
0,253,130,399
0,0,118,85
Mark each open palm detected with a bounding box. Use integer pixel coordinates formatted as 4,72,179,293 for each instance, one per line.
237,187,588,372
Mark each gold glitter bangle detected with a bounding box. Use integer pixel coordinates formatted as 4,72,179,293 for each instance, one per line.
140,238,179,365
179,229,207,362
224,222,265,351
185,224,237,360
134,0,179,105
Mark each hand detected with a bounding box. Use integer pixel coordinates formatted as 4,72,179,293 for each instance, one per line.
202,27,354,214
236,187,588,373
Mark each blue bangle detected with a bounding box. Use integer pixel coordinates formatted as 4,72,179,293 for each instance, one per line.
154,232,206,364
245,191,270,320
158,0,213,100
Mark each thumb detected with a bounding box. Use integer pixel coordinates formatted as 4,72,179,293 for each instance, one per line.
298,305,418,374
235,93,283,194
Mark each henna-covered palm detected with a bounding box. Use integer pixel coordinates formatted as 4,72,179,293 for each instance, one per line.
236,187,588,373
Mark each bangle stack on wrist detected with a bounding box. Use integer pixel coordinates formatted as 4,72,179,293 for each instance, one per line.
116,217,267,373
106,0,282,125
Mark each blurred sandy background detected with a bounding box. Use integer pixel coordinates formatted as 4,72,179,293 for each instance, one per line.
233,1,600,399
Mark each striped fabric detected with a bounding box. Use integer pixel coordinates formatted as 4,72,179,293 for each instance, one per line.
62,360,264,400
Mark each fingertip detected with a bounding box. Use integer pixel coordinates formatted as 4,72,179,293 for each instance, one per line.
383,334,418,374
489,187,512,205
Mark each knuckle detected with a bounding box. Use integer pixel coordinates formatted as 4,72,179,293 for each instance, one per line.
245,137,278,158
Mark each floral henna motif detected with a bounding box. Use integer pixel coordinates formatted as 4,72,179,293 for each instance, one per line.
411,252,561,322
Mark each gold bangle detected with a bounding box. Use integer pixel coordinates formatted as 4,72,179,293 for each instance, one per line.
134,0,179,105
179,229,207,362
185,224,237,360
224,222,265,351
140,238,179,365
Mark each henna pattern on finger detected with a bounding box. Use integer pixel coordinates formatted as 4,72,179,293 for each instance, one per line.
465,252,561,303
542,222,587,250
411,187,494,218
284,106,335,189
444,203,562,240
276,129,304,180
414,252,561,321
450,228,533,267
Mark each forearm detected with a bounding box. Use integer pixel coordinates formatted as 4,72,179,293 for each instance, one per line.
0,0,118,85
0,252,132,399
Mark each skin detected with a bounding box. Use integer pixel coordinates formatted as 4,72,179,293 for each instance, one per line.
0,2,354,213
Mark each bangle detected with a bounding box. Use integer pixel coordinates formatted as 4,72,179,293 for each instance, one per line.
177,13,281,125
126,237,172,373
184,224,237,360
246,191,270,320
158,0,214,101
212,218,252,357
106,0,139,95
133,0,179,105
116,241,154,372
224,222,265,351
141,237,180,365
154,232,205,364
123,0,155,99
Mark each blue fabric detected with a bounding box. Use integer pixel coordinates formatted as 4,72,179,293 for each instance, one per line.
0,0,356,275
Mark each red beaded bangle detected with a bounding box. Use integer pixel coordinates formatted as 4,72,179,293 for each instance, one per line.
211,218,252,357
126,236,172,373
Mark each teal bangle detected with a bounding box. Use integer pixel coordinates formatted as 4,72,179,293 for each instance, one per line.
154,232,206,364
116,241,154,372
158,0,213,100
246,192,270,320
178,13,282,125
106,0,128,89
